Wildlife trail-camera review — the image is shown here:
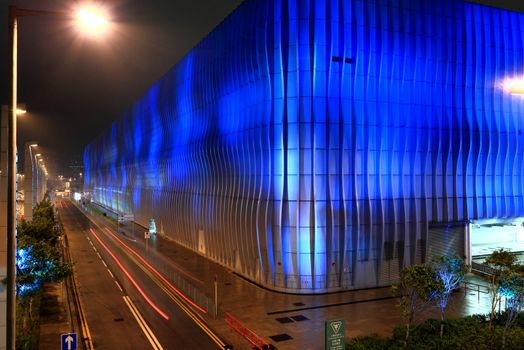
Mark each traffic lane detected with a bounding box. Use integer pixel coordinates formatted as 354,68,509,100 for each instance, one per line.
80,206,207,302
59,201,153,349
77,206,220,349
88,224,220,350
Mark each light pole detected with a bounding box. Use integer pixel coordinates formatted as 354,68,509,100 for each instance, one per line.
6,6,109,349
23,142,37,220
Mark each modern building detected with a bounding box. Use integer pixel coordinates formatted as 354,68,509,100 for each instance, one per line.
84,0,524,293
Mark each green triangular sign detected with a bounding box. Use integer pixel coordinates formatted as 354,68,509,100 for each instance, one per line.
331,321,342,334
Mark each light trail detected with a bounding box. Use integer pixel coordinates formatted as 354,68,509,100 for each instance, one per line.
104,227,207,314
89,228,170,320
106,227,202,285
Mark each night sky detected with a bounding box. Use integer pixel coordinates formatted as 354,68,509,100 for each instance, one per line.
1,0,523,177
2,0,243,176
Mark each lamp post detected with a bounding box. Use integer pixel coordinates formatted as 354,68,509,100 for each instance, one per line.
6,6,109,349
34,154,41,210
23,143,37,220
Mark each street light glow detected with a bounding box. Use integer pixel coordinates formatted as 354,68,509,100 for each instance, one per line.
504,78,524,95
75,6,108,34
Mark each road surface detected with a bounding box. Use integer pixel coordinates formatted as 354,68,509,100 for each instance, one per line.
58,199,224,349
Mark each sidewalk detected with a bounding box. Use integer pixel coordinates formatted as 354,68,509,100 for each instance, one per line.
86,204,494,350
38,281,71,350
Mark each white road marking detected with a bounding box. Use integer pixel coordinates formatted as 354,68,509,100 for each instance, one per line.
123,296,164,350
115,280,123,292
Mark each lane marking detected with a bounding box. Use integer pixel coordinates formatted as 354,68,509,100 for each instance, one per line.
99,236,227,348
104,227,206,314
107,269,114,278
71,201,226,348
136,264,225,347
115,280,123,292
89,228,170,320
123,296,164,350
105,227,202,285
102,260,107,267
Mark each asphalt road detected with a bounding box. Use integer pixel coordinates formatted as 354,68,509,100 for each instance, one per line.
58,199,222,350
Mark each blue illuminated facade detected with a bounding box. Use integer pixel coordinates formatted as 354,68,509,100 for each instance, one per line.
84,0,524,292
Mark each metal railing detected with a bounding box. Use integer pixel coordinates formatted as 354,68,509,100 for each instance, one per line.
141,251,217,316
225,312,270,350
462,280,489,302
471,261,496,276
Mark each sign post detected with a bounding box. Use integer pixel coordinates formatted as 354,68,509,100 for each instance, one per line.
61,333,77,350
325,319,345,350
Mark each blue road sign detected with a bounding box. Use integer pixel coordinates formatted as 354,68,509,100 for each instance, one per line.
61,333,77,350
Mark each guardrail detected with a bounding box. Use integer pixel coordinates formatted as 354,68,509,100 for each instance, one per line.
224,312,270,350
462,280,489,301
471,261,496,276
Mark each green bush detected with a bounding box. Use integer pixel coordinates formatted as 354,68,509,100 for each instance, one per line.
347,334,392,350
348,315,524,350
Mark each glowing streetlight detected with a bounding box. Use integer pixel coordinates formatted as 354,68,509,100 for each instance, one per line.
75,7,108,33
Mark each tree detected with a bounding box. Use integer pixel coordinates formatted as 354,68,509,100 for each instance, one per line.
16,241,71,296
14,199,71,346
498,268,524,348
392,264,442,345
484,249,517,330
430,255,468,338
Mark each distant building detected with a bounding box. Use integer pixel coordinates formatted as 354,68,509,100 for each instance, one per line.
84,0,524,292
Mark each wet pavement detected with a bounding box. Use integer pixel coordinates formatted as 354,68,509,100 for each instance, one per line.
80,201,497,350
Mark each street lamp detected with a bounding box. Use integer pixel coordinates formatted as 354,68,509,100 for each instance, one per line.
76,6,109,33
23,143,38,221
6,6,109,349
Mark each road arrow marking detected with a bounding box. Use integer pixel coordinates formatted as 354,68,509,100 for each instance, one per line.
65,335,74,350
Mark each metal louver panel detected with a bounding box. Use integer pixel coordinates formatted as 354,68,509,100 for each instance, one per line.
427,223,466,260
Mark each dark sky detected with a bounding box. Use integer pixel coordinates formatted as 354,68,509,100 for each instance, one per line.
2,0,243,176
1,0,523,177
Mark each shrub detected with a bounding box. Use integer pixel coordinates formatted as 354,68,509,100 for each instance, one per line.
346,334,392,350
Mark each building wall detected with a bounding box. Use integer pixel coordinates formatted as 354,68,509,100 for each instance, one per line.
84,0,524,292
